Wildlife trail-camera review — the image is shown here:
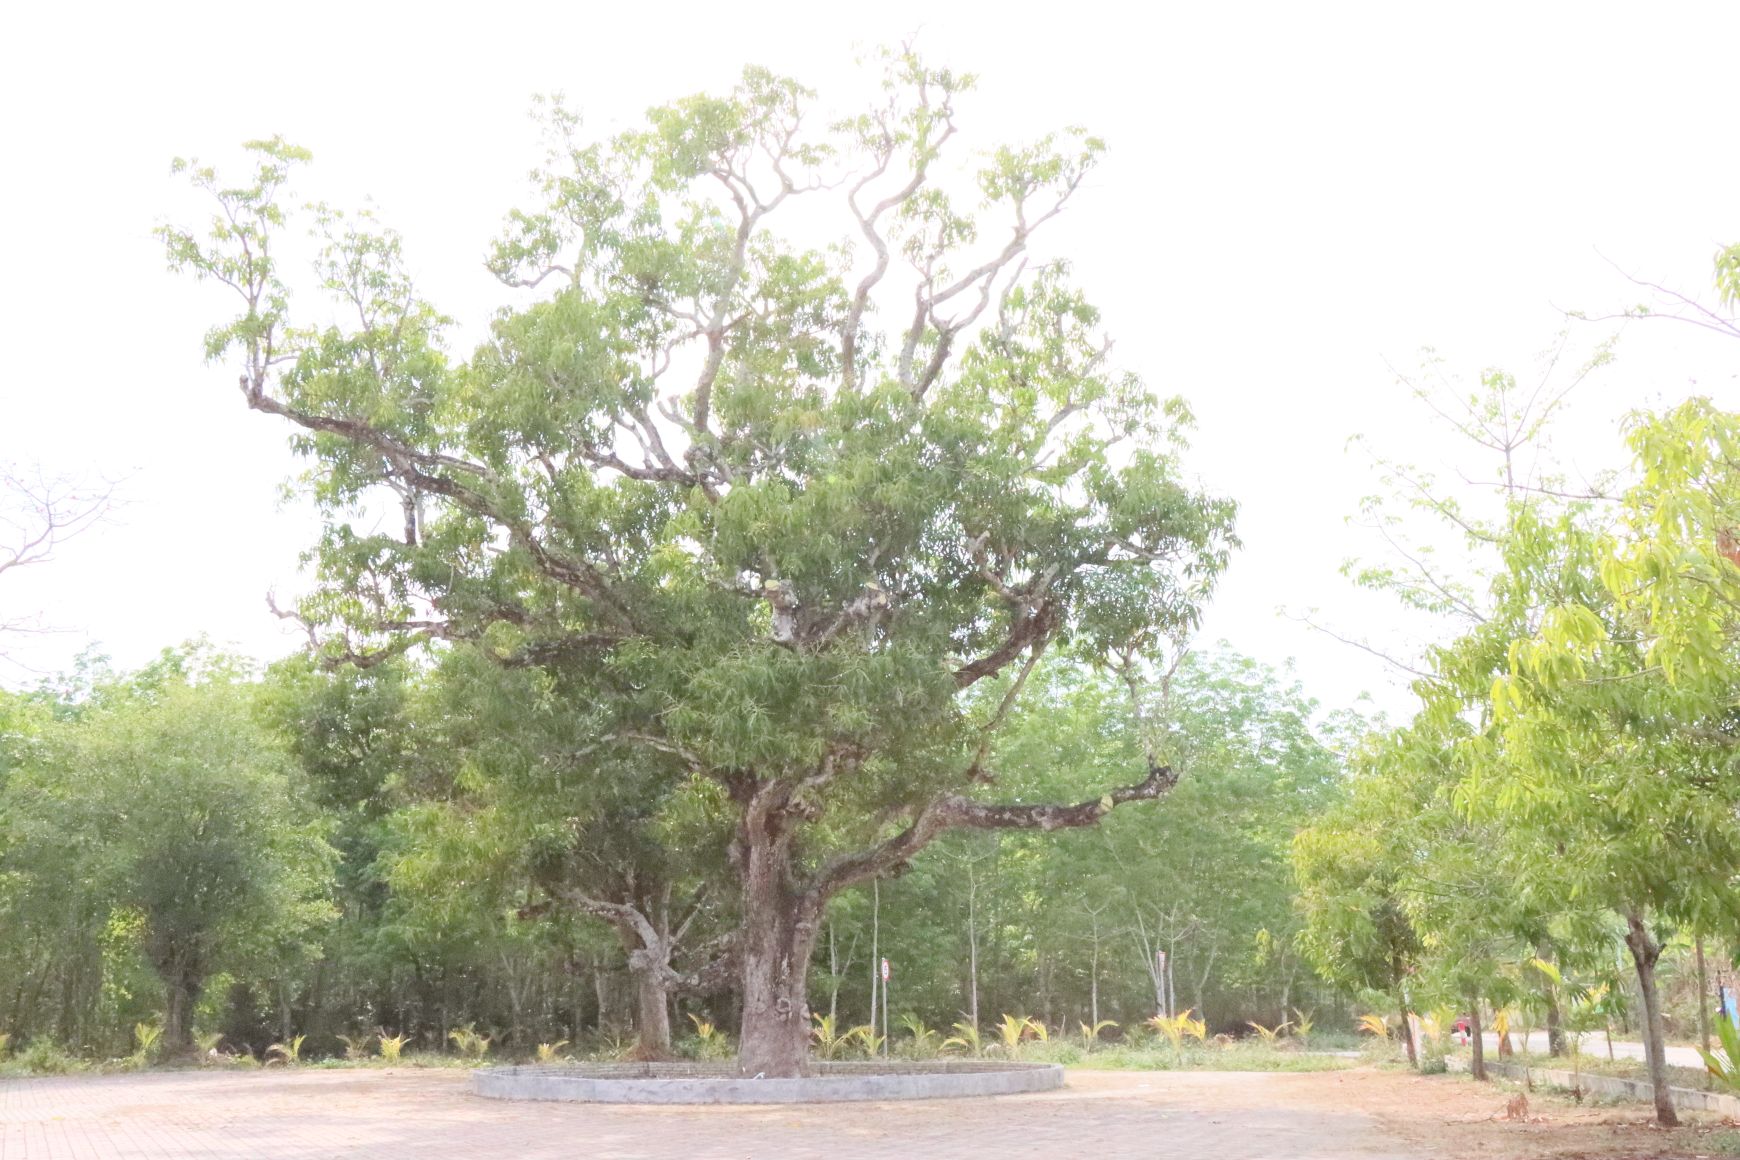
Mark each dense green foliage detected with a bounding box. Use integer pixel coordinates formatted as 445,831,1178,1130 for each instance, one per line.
0,643,1350,1061
0,650,334,1054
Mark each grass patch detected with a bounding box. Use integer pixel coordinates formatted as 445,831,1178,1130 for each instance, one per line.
1498,1050,1711,1092
1025,1038,1374,1072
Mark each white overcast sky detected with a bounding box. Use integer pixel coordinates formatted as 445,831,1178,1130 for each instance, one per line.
2,0,1737,718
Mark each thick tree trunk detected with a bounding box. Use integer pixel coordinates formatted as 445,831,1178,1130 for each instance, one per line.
736,830,819,1077
1468,996,1486,1082
632,966,673,1058
1624,911,1679,1127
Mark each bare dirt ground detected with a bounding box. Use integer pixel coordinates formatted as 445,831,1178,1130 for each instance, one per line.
0,1064,1731,1159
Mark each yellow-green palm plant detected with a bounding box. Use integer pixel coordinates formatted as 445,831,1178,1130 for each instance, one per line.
1356,1012,1391,1040
1422,1004,1459,1052
993,1014,1041,1058
266,1033,307,1065
1700,1006,1740,1093
942,1019,985,1057
898,1014,940,1059
336,1033,373,1061
130,1021,164,1067
376,1031,409,1063
446,1025,491,1060
812,1013,851,1061
1147,1010,1207,1063
687,1013,731,1060
0,1033,11,1059
848,1024,886,1058
1491,1007,1512,1055
535,1040,570,1063
1078,1019,1119,1052
1291,1009,1315,1044
1246,1019,1292,1047
595,1031,637,1061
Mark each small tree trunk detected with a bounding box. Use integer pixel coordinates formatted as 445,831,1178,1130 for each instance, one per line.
1397,992,1417,1067
163,972,200,1055
592,957,610,1033
1539,944,1566,1058
868,880,879,1039
1698,936,1712,1058
827,922,841,1025
1090,934,1101,1029
967,873,980,1030
1624,911,1679,1127
1468,996,1486,1082
1544,994,1566,1058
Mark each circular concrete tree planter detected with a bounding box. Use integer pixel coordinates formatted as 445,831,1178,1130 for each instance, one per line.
470,1060,1065,1104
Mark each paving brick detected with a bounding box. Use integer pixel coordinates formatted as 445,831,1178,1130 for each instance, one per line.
0,1067,1458,1159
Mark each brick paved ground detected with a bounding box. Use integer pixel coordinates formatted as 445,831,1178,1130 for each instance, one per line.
0,1066,1712,1159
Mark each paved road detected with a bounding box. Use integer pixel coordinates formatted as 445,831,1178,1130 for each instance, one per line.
0,1067,1490,1160
1481,1030,1705,1069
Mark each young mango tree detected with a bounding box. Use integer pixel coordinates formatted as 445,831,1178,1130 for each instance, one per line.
1293,729,1427,1066
1481,498,1740,1126
162,56,1236,1074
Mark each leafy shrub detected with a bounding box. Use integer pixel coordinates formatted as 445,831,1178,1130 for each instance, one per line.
1026,1039,1085,1066
15,1036,79,1075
